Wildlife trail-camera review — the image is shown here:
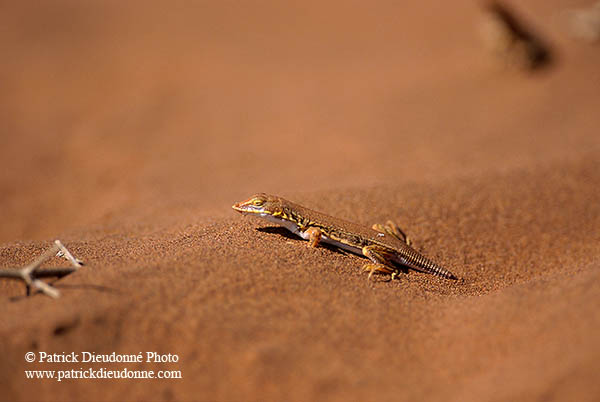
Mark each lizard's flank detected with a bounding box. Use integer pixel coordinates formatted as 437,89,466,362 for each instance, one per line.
232,193,458,281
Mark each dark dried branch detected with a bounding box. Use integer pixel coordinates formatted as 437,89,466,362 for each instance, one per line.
481,1,553,70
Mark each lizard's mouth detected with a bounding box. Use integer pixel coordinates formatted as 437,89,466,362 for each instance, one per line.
232,203,248,213
232,201,264,215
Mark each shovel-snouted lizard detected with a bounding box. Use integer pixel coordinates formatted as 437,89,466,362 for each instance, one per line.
232,193,458,281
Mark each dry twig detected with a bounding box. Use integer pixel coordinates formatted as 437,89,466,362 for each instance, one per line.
0,240,83,299
481,1,553,70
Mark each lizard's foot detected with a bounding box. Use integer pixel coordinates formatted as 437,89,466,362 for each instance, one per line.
362,263,394,281
372,220,411,246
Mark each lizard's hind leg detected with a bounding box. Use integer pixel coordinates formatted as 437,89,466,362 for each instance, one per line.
362,245,397,281
372,220,411,246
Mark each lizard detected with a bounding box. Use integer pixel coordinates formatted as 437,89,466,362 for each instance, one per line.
232,193,457,281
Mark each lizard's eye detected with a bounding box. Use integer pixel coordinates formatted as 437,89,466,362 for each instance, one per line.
252,199,264,207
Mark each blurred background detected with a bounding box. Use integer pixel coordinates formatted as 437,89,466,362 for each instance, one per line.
1,0,599,243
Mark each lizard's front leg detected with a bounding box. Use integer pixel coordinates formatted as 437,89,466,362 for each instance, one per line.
304,227,322,248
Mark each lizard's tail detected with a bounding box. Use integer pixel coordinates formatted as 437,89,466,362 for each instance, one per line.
422,259,458,280
400,246,458,280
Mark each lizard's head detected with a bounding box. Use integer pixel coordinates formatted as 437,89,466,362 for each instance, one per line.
232,193,282,216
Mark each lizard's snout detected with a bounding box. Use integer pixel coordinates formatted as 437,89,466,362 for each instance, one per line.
232,194,269,214
232,198,253,213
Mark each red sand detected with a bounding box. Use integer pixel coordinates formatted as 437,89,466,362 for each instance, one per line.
1,1,599,401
